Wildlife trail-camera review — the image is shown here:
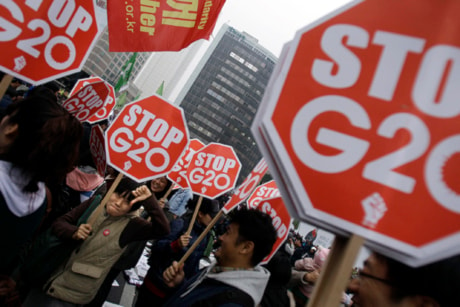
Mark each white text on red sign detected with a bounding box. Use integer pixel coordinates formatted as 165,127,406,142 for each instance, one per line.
189,152,237,190
109,104,185,172
259,200,287,239
249,187,280,209
292,24,460,213
64,84,105,120
1,0,94,71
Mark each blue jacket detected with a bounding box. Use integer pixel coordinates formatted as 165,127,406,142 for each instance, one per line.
145,215,211,294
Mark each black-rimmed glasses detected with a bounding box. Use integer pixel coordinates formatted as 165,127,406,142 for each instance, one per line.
357,269,395,287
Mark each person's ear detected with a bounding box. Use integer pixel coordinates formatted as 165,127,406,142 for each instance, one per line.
240,241,254,256
5,123,18,136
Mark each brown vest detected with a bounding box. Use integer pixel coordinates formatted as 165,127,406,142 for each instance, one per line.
46,210,134,304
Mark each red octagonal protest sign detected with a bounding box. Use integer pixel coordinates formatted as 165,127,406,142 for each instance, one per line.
247,180,280,210
90,125,106,178
62,81,109,122
0,1,99,85
69,77,116,124
105,95,189,182
222,159,268,214
187,143,241,199
255,197,291,265
262,0,460,265
168,138,205,188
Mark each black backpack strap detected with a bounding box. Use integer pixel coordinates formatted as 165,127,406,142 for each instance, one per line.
192,278,254,307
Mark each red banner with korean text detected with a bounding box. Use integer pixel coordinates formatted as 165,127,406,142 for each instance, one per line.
107,0,226,52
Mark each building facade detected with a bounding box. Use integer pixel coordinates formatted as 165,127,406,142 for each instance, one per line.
134,40,206,102
175,24,277,182
82,27,149,101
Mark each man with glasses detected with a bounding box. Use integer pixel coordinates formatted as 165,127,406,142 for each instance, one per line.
348,252,460,306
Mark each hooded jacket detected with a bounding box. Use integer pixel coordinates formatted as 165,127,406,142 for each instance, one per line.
0,160,47,275
165,263,271,307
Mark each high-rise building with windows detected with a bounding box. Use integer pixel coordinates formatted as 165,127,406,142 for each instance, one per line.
175,24,277,182
83,27,149,100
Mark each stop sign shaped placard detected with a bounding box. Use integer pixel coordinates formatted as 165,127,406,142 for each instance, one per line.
255,197,291,265
89,124,106,178
62,81,109,122
105,95,189,182
261,0,460,264
69,77,116,124
0,1,99,85
187,143,241,199
223,159,269,214
247,180,280,210
168,139,205,188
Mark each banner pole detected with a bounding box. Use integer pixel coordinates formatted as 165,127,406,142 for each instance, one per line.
161,183,175,200
306,234,364,307
185,196,203,236
178,210,223,266
87,172,124,225
0,74,13,100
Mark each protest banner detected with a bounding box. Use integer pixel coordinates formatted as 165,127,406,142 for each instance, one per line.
107,0,226,51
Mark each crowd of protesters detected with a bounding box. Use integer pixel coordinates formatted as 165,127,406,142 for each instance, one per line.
1,78,460,307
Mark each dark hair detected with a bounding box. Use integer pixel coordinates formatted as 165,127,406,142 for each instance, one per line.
228,207,277,266
2,90,82,192
376,253,460,306
199,197,220,217
156,177,172,199
114,177,142,212
263,250,292,285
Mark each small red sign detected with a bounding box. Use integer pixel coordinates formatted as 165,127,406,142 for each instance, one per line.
247,180,280,210
62,81,110,122
69,77,116,124
168,139,205,188
222,159,268,213
105,95,189,182
186,143,241,199
90,125,107,177
254,197,291,265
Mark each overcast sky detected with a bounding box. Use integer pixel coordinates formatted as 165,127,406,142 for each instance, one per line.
211,0,353,56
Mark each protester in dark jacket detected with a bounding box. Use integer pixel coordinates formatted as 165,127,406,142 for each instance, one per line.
0,90,81,304
162,207,277,307
136,196,219,307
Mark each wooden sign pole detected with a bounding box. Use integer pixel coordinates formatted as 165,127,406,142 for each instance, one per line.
0,74,13,99
185,196,203,236
307,234,364,307
161,183,175,200
178,210,224,266
87,172,123,225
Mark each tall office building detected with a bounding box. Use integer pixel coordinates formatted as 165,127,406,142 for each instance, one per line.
175,24,277,182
